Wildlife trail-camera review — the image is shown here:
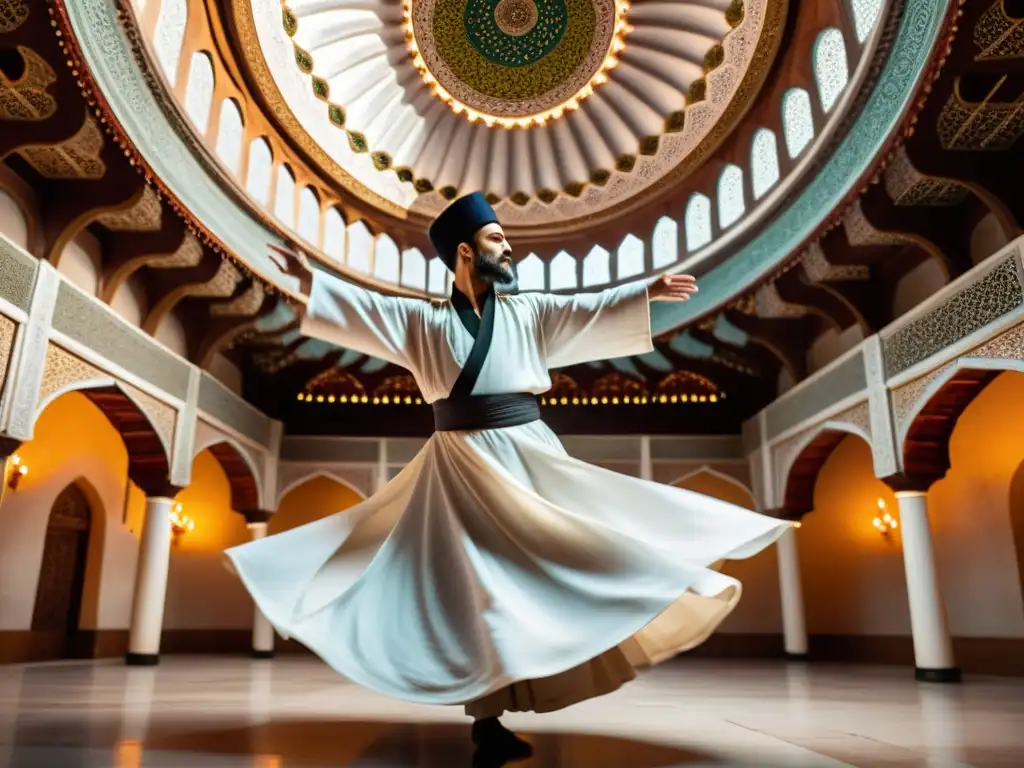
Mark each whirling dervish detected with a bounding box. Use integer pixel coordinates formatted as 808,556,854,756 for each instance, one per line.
225,192,793,764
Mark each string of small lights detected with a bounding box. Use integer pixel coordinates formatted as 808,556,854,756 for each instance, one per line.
296,392,726,405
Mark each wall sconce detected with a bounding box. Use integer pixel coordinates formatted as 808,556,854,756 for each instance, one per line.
169,502,194,546
6,454,28,491
873,498,898,538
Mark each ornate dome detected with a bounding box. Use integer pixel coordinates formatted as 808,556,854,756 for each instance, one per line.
241,0,777,227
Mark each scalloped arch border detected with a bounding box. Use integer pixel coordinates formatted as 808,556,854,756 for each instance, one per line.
61,0,953,329
650,0,957,336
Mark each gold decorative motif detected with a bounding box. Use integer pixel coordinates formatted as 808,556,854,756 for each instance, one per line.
494,0,540,36
211,281,266,317
96,186,163,232
0,0,28,33
19,115,106,179
802,242,868,282
158,232,205,269
0,47,57,120
0,314,16,393
231,0,785,226
754,282,806,318
190,259,244,299
936,78,1024,151
882,145,969,206
974,1,1024,61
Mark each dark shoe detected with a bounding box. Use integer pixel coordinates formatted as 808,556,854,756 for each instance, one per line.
471,718,533,764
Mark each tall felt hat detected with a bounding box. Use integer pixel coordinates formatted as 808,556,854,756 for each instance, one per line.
428,192,500,272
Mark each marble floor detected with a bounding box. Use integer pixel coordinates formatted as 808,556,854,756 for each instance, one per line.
0,657,1020,767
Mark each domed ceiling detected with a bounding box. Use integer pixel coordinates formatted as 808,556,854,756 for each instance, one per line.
239,0,780,229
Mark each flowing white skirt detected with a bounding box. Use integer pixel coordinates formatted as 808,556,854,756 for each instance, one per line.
224,421,791,710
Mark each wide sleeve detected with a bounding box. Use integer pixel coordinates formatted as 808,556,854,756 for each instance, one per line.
534,280,654,369
299,269,421,368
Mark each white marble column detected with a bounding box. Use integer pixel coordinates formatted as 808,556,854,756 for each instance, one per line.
776,525,808,658
248,521,275,658
895,491,960,682
126,496,174,665
374,438,389,494
639,435,653,482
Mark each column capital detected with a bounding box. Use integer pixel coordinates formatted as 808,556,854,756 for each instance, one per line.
880,472,935,494
0,435,21,460
138,480,185,500
241,509,272,525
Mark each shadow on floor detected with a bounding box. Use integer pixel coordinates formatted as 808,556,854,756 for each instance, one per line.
143,719,723,766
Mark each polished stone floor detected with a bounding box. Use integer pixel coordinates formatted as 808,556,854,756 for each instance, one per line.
0,656,1020,767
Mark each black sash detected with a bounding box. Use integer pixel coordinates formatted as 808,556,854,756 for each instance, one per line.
432,288,541,432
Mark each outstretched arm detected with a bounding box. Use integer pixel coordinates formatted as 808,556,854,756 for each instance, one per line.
534,274,697,370
267,243,420,368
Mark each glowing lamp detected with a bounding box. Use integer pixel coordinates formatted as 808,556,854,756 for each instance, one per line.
169,503,195,546
872,498,898,537
6,454,28,490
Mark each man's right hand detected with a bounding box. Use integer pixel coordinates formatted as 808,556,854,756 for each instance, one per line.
268,242,314,297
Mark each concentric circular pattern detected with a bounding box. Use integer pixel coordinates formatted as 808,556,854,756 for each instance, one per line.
413,0,618,119
254,0,778,226
492,0,541,37
470,0,558,62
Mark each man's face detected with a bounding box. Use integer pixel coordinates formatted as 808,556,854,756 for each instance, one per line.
469,222,516,290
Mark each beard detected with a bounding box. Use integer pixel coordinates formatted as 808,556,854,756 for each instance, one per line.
474,248,518,293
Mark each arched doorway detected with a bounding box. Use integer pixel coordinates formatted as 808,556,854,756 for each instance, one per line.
31,483,92,660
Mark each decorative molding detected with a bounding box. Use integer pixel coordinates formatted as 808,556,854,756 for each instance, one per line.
649,0,955,335
18,114,106,180
754,281,807,318
842,199,913,247
0,46,57,121
39,343,178,458
211,281,265,317
883,252,1024,377
863,336,899,478
893,323,1024,439
882,145,969,206
0,314,17,396
829,399,871,438
802,242,869,283
275,463,373,506
3,263,59,439
0,1,29,33
95,185,163,231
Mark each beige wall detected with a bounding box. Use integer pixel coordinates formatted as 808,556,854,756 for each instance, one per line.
165,451,252,630
892,257,948,318
0,190,28,250
672,470,782,635
801,436,909,635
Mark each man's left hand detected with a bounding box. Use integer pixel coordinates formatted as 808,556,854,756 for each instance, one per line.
649,273,698,302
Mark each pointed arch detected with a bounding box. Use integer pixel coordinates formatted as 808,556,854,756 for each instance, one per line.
900,359,1024,487
36,380,173,496
669,465,754,499
781,423,872,515
274,469,368,509
192,437,264,512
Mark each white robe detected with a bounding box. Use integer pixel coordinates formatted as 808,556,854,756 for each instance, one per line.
224,271,792,715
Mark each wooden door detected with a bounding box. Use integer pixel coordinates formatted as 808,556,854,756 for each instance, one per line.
31,483,91,659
